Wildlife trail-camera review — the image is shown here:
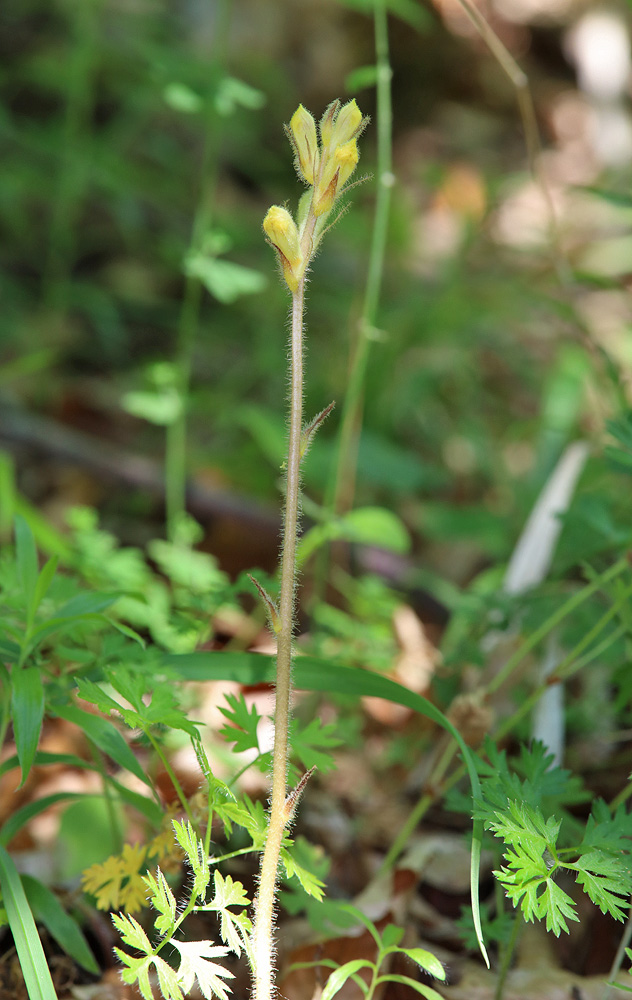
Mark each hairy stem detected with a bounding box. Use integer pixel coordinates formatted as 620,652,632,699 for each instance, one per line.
252,278,306,1000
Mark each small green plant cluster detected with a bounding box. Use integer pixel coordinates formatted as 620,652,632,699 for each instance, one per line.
476,741,632,933
291,906,447,1000
112,818,252,1000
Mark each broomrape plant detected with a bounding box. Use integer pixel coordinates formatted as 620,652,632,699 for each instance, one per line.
106,99,370,1000
253,98,368,1000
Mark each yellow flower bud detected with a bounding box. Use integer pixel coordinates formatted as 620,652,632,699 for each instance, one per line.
333,139,359,187
312,139,360,217
328,99,363,148
263,205,304,292
289,105,319,185
319,99,340,150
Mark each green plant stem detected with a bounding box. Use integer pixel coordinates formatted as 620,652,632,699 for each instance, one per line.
495,909,522,1000
146,732,195,828
380,556,630,872
379,733,455,874
252,271,308,1000
331,0,392,515
165,0,231,541
486,555,629,695
313,0,392,597
42,0,99,312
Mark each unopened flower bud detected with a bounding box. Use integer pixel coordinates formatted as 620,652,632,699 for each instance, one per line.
333,139,359,187
289,105,319,185
319,99,341,150
263,205,304,292
328,99,363,148
313,139,360,217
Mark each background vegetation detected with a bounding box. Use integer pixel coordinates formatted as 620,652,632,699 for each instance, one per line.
3,0,632,998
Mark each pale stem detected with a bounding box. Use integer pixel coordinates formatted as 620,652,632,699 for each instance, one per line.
252,273,307,1000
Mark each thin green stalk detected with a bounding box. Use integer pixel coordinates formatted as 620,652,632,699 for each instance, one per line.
165,0,232,541
379,732,455,874
146,732,196,828
42,0,100,312
486,555,629,695
331,0,392,515
313,0,392,600
494,909,522,1000
380,556,630,872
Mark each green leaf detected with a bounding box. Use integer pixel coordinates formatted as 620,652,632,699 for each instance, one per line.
112,911,153,954
184,255,267,304
12,666,45,786
0,845,58,1000
539,879,579,936
321,960,373,1000
581,186,632,208
144,868,176,935
164,82,204,114
53,704,151,787
173,819,210,901
163,649,489,967
345,64,379,93
22,874,99,973
218,692,261,754
297,506,410,566
281,846,326,900
335,0,433,30
123,389,182,426
0,750,97,778
207,871,251,956
291,717,341,773
114,950,159,1000
0,793,86,846
31,556,59,618
15,515,38,610
214,76,266,115
52,591,119,619
381,924,404,948
398,947,445,980
172,939,234,1000
574,852,632,921
374,973,444,1000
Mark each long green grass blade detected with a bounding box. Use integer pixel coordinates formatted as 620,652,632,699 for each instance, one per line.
0,846,58,1000
22,875,99,974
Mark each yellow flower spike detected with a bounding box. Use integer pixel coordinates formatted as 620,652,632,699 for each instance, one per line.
263,205,304,292
289,105,319,185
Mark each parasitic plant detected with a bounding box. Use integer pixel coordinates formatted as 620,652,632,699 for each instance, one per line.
251,99,368,1000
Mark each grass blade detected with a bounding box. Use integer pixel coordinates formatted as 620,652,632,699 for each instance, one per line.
0,845,58,1000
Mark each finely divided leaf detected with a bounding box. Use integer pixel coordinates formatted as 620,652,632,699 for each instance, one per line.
112,911,153,954
292,717,342,773
219,693,261,754
574,852,632,920
144,868,177,934
173,819,210,901
281,846,326,900
171,940,234,1000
